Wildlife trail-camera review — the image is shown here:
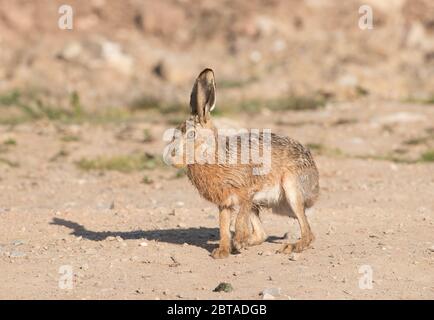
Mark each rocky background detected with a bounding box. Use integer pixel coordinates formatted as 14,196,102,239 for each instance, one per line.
1,1,434,300
1,0,434,112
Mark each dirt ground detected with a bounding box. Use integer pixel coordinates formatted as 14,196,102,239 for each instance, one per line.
0,99,433,300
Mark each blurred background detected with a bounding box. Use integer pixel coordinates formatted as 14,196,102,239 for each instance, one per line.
1,0,434,115
0,0,434,300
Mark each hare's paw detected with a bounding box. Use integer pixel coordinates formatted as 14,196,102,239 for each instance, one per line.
277,242,302,254
211,247,230,259
232,234,249,252
277,233,315,254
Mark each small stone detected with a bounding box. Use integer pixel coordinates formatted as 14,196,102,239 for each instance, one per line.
58,42,82,60
175,201,184,207
115,236,124,242
177,223,186,228
139,242,148,247
261,287,281,299
262,293,275,300
429,245,434,252
213,282,233,293
10,251,26,258
12,240,24,246
106,236,116,241
289,253,299,261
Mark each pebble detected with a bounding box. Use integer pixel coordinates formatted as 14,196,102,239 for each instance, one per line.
261,287,281,299
12,240,24,246
213,282,233,293
9,251,26,258
106,236,116,241
258,251,272,256
139,242,148,247
289,253,299,261
262,293,275,300
177,223,186,228
115,236,124,242
429,245,434,252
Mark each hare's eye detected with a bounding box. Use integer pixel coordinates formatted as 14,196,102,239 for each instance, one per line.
187,130,196,139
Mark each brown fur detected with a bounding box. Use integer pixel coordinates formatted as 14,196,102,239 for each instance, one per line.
165,68,319,258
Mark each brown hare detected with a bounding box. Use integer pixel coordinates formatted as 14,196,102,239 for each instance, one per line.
164,68,319,259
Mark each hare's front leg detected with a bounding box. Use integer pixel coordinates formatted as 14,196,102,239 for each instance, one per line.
211,207,232,259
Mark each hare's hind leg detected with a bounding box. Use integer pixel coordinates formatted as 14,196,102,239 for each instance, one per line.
233,204,267,251
278,176,315,254
211,206,232,259
247,207,267,247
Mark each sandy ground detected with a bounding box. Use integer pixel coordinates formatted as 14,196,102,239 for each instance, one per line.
0,100,433,300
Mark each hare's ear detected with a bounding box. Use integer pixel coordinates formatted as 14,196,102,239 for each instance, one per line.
190,68,216,124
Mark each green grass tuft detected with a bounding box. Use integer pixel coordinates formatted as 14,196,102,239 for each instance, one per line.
141,175,154,184
3,138,17,146
61,135,81,142
76,153,163,173
420,150,434,162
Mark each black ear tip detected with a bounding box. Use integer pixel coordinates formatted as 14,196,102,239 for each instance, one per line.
198,68,215,80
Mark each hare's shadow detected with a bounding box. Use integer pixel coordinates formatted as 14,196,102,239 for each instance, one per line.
50,218,218,252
